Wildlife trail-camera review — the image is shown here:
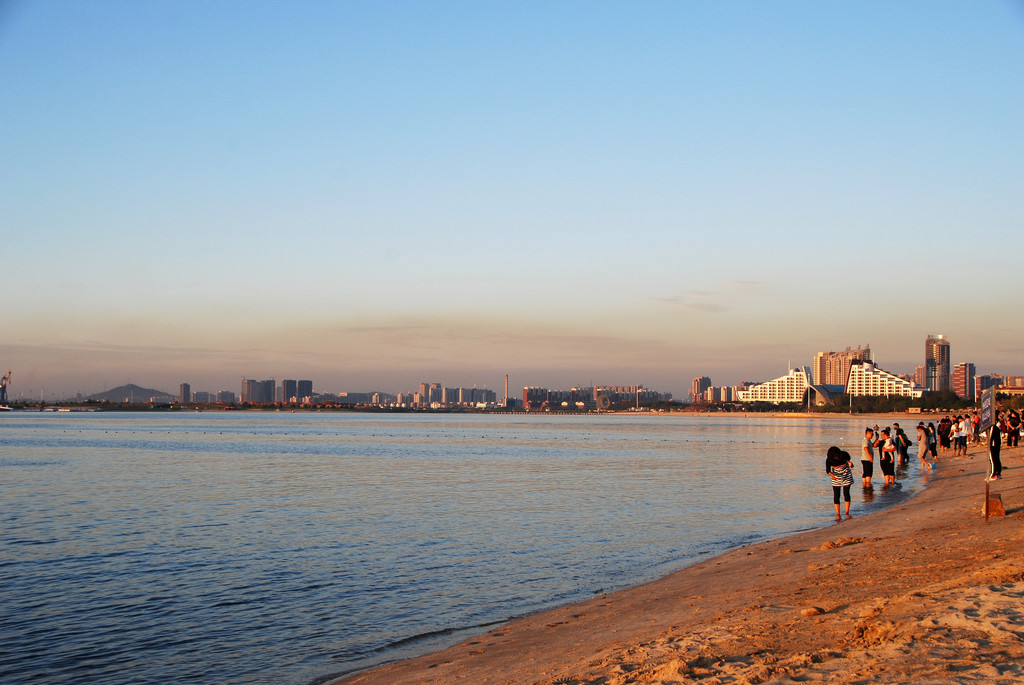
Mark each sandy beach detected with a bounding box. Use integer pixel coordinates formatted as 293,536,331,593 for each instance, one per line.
336,438,1024,684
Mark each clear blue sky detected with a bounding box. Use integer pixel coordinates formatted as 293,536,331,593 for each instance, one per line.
2,1,1023,399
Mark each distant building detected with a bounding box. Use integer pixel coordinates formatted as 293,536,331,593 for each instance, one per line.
217,390,237,404
523,386,549,410
593,385,670,406
812,345,871,387
242,378,276,404
702,386,736,403
925,334,951,392
737,368,812,403
690,376,711,403
281,379,298,404
846,361,924,398
952,363,976,400
913,364,927,388
977,374,1003,395
193,391,214,403
336,392,376,404
297,380,313,402
179,383,191,404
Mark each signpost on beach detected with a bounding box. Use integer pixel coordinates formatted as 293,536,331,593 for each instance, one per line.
980,387,995,433
980,387,996,522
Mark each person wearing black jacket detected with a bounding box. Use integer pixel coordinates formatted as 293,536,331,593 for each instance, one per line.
989,416,1002,480
893,423,911,466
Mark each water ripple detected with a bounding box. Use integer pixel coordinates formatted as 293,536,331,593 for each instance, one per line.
0,412,923,685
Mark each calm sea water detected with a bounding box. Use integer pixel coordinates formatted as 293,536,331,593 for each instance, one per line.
0,412,926,685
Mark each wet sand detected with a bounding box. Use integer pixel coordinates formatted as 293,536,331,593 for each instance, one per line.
335,440,1023,684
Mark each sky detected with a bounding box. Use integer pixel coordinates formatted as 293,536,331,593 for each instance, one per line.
2,1,1023,400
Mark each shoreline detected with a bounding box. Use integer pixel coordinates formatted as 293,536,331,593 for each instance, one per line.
333,440,1024,684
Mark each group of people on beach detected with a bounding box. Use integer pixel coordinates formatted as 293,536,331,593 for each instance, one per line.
932,411,1021,452
936,413,978,456
824,422,934,521
825,410,1021,520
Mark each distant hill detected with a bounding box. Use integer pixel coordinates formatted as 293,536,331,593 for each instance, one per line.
84,384,175,403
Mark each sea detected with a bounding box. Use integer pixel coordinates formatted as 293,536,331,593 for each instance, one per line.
0,411,929,685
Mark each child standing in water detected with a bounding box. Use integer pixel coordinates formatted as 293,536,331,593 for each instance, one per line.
826,446,854,521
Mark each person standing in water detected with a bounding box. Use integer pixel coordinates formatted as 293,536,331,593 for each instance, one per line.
879,428,897,486
927,422,938,460
826,446,854,521
894,423,911,466
861,427,875,487
916,423,933,471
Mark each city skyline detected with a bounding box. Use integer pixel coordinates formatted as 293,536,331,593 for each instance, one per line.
12,329,1024,404
3,3,1023,400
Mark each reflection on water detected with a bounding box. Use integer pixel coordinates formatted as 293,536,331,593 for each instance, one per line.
0,413,928,685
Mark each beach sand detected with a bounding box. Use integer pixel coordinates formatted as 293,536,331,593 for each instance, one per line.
335,440,1024,684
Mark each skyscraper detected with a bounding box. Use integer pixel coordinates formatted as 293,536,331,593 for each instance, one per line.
179,383,191,403
952,362,976,400
925,334,951,392
241,378,276,404
281,379,298,404
690,376,711,403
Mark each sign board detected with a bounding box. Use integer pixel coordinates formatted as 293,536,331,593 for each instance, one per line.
980,387,996,432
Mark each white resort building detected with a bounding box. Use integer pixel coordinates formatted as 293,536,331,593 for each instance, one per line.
737,367,812,403
846,361,924,398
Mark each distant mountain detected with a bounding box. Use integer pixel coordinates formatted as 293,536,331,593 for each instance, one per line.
84,384,175,403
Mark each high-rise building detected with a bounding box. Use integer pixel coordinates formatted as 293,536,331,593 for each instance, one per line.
241,378,276,404
977,374,1003,395
925,334,951,392
812,345,871,387
241,379,256,403
217,390,237,404
297,380,313,401
523,386,549,410
281,379,298,404
913,364,927,388
179,383,191,404
952,363,976,400
690,376,712,403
